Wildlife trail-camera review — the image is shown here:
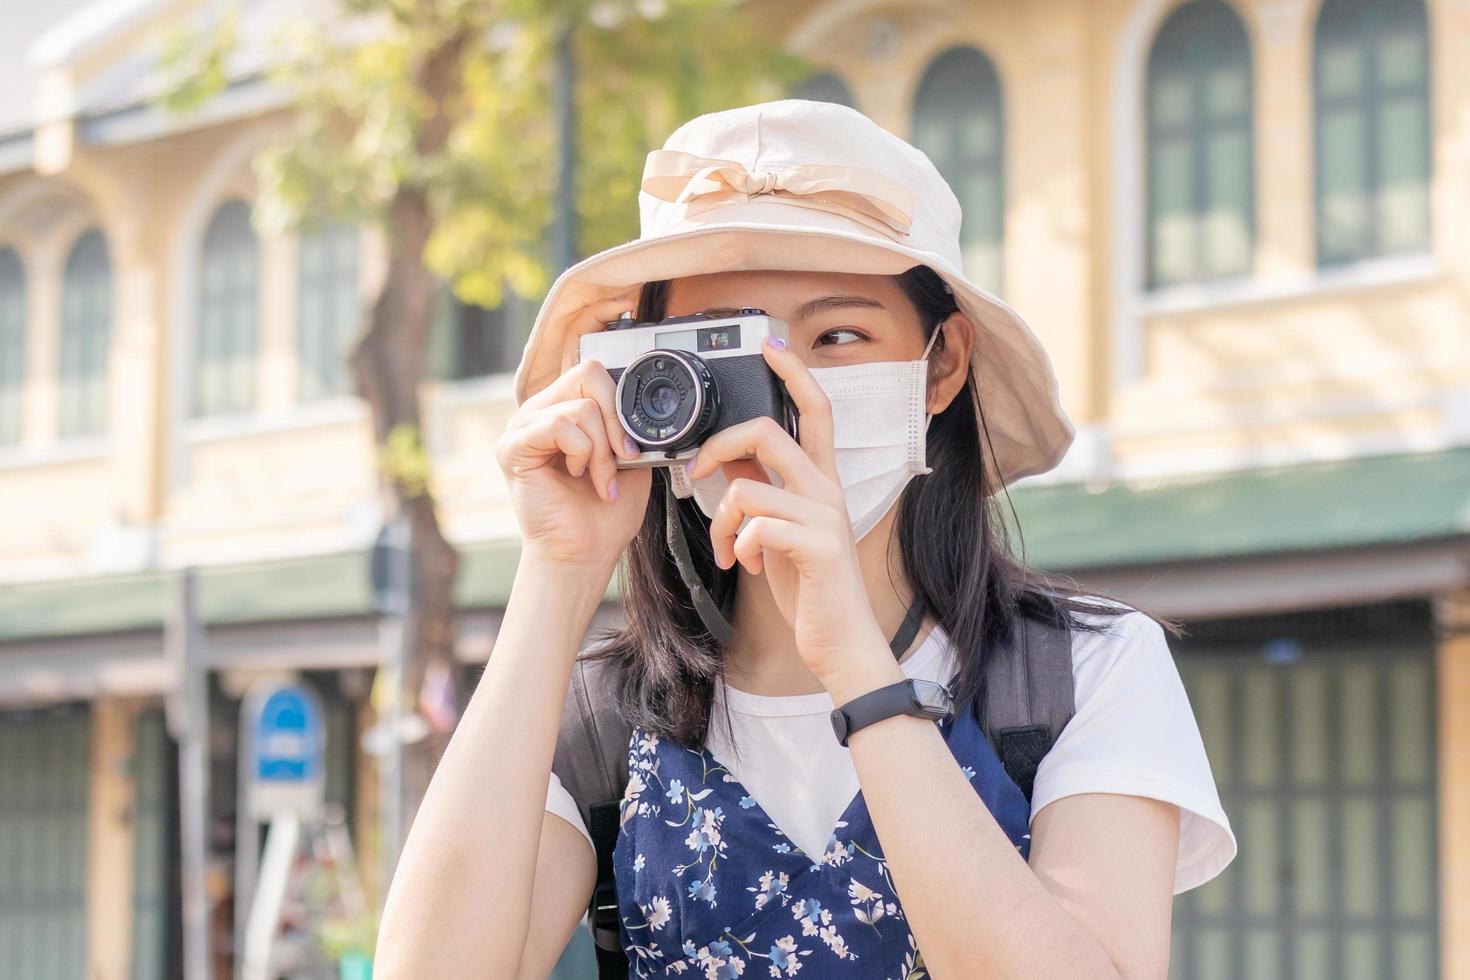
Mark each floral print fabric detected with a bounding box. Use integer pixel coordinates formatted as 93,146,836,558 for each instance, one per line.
611,704,1033,978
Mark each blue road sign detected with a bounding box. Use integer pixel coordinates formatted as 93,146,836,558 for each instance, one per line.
254,686,323,783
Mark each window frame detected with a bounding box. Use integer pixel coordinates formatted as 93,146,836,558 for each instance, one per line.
911,45,1006,296
194,199,261,419
58,228,112,439
1312,0,1433,267
295,218,361,404
1144,0,1257,290
0,246,25,447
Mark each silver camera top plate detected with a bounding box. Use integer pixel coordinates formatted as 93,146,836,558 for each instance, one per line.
577,310,790,371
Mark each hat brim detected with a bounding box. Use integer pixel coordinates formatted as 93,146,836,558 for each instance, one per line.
513,222,1073,487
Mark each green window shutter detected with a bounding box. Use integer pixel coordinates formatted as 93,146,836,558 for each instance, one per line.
195,199,259,417
791,71,855,109
0,707,91,980
0,247,24,446
297,219,360,402
59,229,111,438
425,283,530,382
912,46,1005,296
1146,0,1255,289
1314,0,1431,265
1170,604,1440,980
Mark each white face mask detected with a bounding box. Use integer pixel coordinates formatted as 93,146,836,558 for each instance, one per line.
669,327,939,541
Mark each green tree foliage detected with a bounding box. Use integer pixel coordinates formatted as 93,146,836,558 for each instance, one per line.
162,0,807,309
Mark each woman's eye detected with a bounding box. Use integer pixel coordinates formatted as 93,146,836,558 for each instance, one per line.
815,328,865,347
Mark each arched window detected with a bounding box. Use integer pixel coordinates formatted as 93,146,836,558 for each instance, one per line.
59,229,111,437
297,219,359,401
426,281,528,382
912,46,1004,295
0,247,23,445
195,199,259,417
1314,0,1430,265
1145,0,1255,288
793,71,855,109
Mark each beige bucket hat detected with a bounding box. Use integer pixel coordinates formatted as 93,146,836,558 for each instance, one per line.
513,98,1073,486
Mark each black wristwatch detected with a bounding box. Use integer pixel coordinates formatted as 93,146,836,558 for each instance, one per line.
829,678,955,747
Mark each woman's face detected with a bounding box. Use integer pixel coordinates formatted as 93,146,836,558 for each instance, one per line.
663,270,931,369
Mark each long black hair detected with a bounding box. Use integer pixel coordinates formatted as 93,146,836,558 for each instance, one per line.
584,264,1154,751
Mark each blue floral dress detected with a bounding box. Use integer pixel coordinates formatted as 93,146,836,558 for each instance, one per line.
611,702,1033,978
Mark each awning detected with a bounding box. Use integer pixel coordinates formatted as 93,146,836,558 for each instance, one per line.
1007,446,1470,571
2,447,1467,646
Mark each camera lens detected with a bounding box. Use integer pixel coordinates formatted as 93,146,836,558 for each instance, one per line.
615,349,719,451
642,378,680,421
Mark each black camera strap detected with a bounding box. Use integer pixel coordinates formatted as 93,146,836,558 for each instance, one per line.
664,482,736,647
663,481,926,660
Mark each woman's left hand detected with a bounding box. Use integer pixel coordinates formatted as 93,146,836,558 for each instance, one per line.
686,336,889,683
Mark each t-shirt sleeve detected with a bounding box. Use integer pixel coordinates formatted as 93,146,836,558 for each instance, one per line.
546,770,594,850
1028,608,1237,894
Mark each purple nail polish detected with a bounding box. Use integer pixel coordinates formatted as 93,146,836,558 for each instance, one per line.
607,477,620,501
624,435,639,456
765,335,787,350
684,457,697,474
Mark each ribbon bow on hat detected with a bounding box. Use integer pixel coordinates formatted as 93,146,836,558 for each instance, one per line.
641,148,915,241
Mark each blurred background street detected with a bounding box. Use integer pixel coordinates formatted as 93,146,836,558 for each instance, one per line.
0,0,1468,977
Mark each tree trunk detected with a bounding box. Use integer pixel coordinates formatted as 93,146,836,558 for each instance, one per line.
348,21,471,823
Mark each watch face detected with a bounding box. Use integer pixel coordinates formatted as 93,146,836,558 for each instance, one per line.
909,679,954,714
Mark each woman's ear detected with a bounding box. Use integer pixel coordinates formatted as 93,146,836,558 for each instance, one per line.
925,311,975,415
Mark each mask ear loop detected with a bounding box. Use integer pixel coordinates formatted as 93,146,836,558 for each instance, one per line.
920,319,944,432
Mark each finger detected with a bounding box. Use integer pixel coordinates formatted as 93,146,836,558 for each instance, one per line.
523,357,638,461
760,335,837,481
708,478,828,570
581,288,641,319
500,410,593,479
686,415,834,503
505,402,621,501
522,356,596,411
559,397,620,501
555,288,644,379
707,461,768,568
720,459,768,487
551,415,593,482
570,361,637,462
731,516,825,576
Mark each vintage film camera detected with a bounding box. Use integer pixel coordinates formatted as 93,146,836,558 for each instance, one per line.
577,307,798,469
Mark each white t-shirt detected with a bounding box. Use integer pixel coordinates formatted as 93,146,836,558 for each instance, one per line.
545,605,1237,894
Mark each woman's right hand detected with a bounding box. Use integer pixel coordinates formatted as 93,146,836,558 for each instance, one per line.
496,292,653,572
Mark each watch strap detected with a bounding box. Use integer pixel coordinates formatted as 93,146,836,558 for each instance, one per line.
832,678,955,747
834,680,920,747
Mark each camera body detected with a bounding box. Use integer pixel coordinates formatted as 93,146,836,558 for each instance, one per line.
577,308,797,469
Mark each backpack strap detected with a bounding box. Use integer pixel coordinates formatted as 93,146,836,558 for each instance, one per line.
980,612,1076,803
587,803,627,980
551,655,632,979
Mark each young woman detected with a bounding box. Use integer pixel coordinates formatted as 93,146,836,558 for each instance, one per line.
376,100,1235,979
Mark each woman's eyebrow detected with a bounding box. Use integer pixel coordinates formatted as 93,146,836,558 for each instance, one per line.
795,295,886,318
699,295,886,318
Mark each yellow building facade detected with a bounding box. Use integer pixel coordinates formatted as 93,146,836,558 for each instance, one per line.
0,0,1468,977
